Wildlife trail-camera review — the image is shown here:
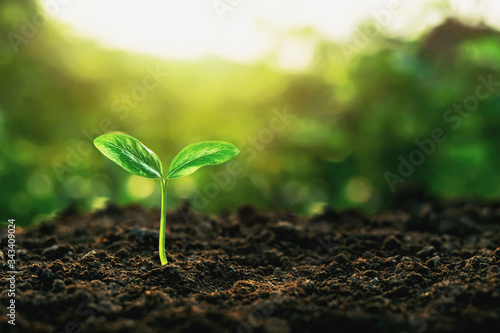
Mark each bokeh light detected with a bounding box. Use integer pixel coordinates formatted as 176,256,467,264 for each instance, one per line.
2,0,500,225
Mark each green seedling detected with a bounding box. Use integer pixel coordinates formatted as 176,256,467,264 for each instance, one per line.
94,133,239,265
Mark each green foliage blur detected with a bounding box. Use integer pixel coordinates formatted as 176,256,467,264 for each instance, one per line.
2,1,500,226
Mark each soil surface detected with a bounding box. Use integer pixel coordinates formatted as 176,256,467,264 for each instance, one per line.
1,192,500,333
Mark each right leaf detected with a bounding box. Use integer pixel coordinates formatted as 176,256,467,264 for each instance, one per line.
167,141,240,179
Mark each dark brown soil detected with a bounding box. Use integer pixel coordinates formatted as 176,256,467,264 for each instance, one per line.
1,195,500,333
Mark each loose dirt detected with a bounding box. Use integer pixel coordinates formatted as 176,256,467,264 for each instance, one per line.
1,193,499,332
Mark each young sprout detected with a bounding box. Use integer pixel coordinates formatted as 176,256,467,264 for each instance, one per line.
94,133,239,265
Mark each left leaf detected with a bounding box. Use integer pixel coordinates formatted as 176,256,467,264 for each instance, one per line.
94,133,163,179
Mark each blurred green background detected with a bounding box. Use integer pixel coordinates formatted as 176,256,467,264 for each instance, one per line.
2,0,500,226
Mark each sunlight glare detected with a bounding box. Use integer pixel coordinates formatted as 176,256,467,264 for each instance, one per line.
40,0,500,63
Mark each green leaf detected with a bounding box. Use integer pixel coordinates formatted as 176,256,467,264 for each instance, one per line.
94,133,163,179
167,141,239,179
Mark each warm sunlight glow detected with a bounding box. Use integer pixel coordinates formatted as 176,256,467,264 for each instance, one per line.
41,0,500,63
